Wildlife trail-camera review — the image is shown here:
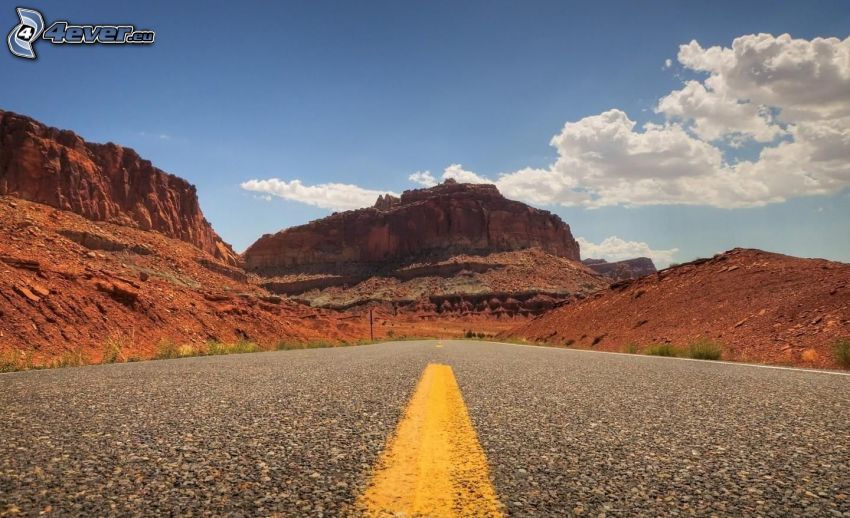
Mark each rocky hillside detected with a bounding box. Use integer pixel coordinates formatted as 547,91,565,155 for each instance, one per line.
244,180,580,271
0,196,366,365
583,257,656,281
0,110,237,265
264,248,607,314
244,181,604,315
505,248,850,368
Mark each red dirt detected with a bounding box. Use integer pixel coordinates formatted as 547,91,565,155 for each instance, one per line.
503,248,850,369
0,196,373,365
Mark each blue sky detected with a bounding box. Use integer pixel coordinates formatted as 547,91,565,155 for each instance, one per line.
2,1,848,265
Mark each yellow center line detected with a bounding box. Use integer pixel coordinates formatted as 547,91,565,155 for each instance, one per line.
435,342,444,348
356,363,503,517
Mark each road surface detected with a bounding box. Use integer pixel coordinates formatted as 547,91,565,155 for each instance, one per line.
1,340,849,516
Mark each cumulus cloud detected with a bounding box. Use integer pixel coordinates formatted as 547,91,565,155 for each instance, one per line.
240,178,396,211
441,163,492,184
440,34,850,209
408,170,437,187
243,33,850,212
656,80,783,142
577,236,679,268
664,58,672,69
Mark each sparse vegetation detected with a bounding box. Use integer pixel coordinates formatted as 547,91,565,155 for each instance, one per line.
207,340,261,355
50,349,87,368
0,349,35,373
101,337,127,364
154,340,182,360
622,343,639,354
644,343,678,357
801,348,819,363
833,338,850,368
685,338,723,360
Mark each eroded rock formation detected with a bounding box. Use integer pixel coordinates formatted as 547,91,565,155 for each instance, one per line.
0,110,237,265
244,180,580,271
583,257,657,281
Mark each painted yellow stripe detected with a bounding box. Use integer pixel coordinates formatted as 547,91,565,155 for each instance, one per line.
356,363,503,517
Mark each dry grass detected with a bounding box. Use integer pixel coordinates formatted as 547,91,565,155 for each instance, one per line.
685,338,723,360
644,343,678,357
801,348,819,363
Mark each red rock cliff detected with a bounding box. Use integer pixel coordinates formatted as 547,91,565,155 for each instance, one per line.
244,179,581,271
0,110,237,265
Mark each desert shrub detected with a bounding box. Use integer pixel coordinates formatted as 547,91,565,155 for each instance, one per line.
622,343,639,354
833,339,850,368
644,343,678,357
477,332,485,339
686,338,723,360
464,330,475,339
801,348,819,363
0,349,31,372
154,340,181,360
101,337,127,364
206,340,260,355
52,349,87,368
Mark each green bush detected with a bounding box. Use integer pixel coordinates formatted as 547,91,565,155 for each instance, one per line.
622,343,639,354
833,338,850,368
644,343,678,357
686,338,723,360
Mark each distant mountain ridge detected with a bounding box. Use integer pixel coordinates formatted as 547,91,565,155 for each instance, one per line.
582,257,656,281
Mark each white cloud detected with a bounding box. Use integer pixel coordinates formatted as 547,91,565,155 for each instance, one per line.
244,34,850,213
656,80,783,142
408,170,437,187
676,34,850,121
442,163,492,184
435,34,850,209
664,58,672,69
577,236,679,268
240,178,396,211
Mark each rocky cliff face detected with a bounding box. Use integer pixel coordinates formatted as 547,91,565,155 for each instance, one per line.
0,110,237,265
583,257,657,281
244,180,580,271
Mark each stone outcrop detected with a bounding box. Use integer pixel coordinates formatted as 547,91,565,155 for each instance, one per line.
583,257,657,281
0,110,237,265
244,180,580,271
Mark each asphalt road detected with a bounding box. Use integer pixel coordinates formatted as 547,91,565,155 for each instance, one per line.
1,340,849,517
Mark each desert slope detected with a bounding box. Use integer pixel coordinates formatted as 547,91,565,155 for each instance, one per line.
504,248,850,368
0,196,367,366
